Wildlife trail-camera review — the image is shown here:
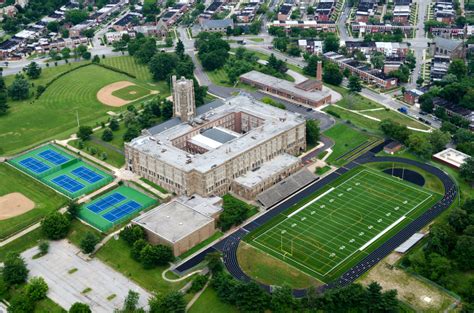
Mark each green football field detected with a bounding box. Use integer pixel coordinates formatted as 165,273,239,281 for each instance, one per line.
248,168,440,282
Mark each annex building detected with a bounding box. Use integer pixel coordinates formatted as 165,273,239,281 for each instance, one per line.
132,194,223,256
125,77,306,199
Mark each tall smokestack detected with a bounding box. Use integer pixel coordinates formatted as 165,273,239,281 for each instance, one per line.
316,61,322,81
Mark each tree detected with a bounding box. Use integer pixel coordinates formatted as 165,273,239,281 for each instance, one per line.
7,293,35,313
80,232,100,254
428,130,450,153
131,239,147,261
447,59,467,80
47,21,59,32
67,201,80,217
69,303,92,313
123,125,141,142
306,120,320,146
140,244,174,268
61,47,71,59
82,51,91,60
406,133,433,159
25,62,42,79
117,290,142,313
26,276,49,301
322,33,339,53
270,285,295,313
426,223,456,256
249,19,262,34
101,127,113,142
272,36,289,52
307,6,315,14
416,77,424,86
405,51,416,70
2,252,28,286
175,39,185,58
322,62,343,85
121,225,147,246
162,100,173,120
92,55,101,64
41,212,71,240
77,125,93,141
65,9,89,25
348,75,362,92
149,291,186,313
460,157,474,184
0,77,9,115
206,252,223,274
8,75,30,100
453,235,474,270
234,281,270,313
109,118,120,131
448,209,470,233
149,52,178,81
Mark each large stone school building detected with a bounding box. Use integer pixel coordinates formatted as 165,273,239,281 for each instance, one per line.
125,77,306,199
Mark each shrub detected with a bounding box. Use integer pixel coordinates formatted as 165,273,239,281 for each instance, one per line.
120,225,146,246
38,241,50,255
189,275,208,293
2,252,28,286
26,277,49,301
80,232,100,254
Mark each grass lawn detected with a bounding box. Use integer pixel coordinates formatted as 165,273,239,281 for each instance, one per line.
364,109,430,130
95,238,188,293
244,166,441,282
0,228,44,262
70,136,125,168
323,123,373,164
67,219,105,248
324,105,382,134
188,287,238,313
139,177,168,194
0,164,67,240
34,297,66,313
178,231,223,261
237,242,322,288
101,56,154,83
112,85,151,101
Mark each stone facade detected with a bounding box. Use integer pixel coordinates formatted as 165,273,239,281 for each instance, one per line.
173,76,195,122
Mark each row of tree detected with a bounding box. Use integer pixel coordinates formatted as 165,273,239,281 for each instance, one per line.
402,199,474,311
205,252,400,313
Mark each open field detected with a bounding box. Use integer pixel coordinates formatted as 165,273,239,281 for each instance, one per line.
245,167,441,282
0,163,66,240
237,242,321,288
323,123,378,165
188,287,238,313
0,58,168,156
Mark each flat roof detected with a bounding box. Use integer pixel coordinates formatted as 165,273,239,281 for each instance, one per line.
433,148,470,168
395,233,425,253
133,195,222,243
240,70,330,102
234,154,300,188
202,127,239,143
129,95,305,173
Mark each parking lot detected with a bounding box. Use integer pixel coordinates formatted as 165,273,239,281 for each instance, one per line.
23,240,151,312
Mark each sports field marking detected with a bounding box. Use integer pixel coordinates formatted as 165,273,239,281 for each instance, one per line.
103,200,142,222
288,187,335,218
87,193,126,213
71,166,104,184
19,157,50,174
38,149,69,165
51,175,84,193
250,169,436,280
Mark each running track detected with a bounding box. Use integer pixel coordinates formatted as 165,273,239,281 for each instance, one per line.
173,141,457,297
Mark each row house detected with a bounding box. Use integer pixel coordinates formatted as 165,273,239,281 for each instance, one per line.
270,20,337,32
112,12,142,32
199,1,224,23
235,3,259,23
393,5,410,24
316,0,336,22
355,0,377,23
323,51,398,89
434,0,455,23
430,54,450,81
298,39,323,54
351,22,414,34
344,41,409,57
277,4,292,20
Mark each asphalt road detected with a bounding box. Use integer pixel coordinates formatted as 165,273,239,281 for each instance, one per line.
173,141,457,297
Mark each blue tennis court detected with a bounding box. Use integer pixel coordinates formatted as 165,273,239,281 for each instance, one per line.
71,166,104,183
103,200,142,222
38,149,69,165
51,175,85,193
19,157,50,174
87,193,126,213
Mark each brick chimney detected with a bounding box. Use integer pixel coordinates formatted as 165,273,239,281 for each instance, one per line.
316,61,322,81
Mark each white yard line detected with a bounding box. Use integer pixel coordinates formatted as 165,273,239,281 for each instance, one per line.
358,216,406,251
288,188,335,218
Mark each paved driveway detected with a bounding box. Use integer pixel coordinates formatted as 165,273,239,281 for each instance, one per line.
23,240,151,312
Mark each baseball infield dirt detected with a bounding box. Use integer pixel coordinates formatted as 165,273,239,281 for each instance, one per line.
0,192,35,220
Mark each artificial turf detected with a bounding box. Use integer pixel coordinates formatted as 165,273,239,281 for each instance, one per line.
246,166,441,283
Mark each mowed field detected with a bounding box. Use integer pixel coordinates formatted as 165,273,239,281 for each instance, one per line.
0,57,169,156
247,167,441,283
112,85,151,101
0,163,67,239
